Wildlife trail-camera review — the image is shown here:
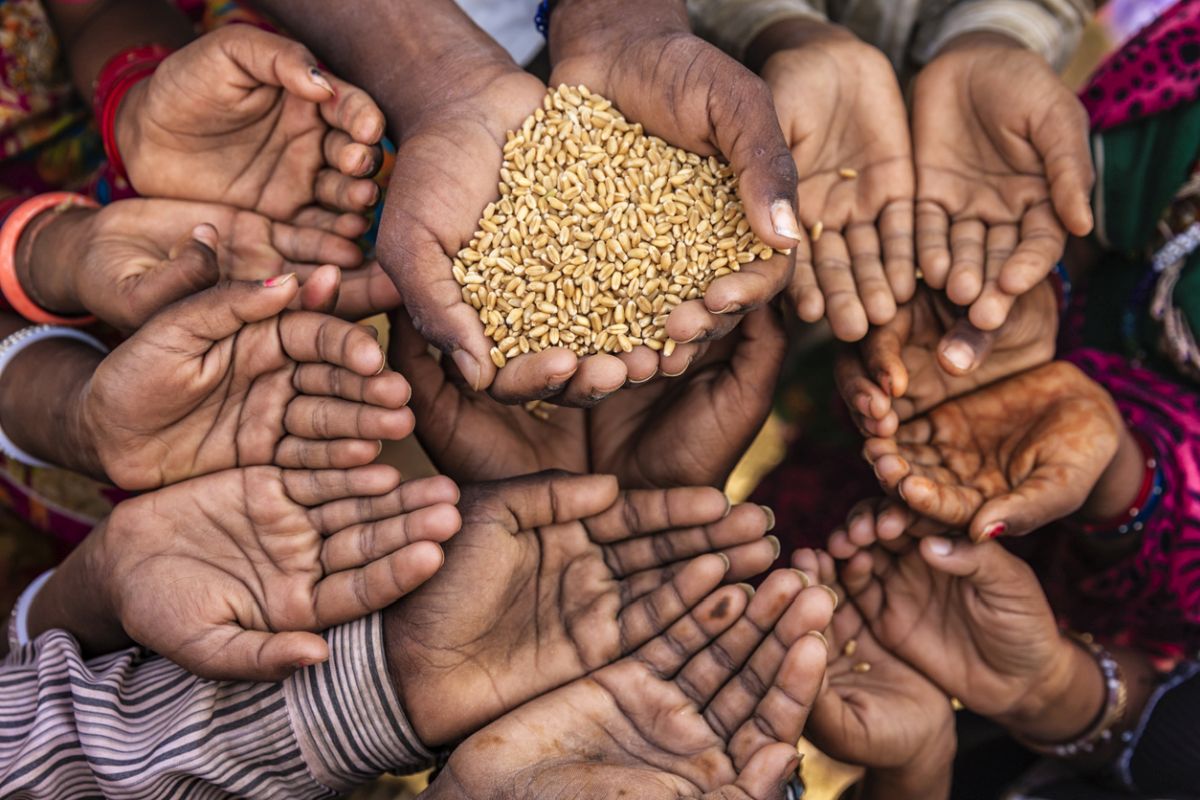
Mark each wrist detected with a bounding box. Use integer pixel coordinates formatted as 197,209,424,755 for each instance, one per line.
113,77,148,184
1081,423,1144,521
746,17,856,73
860,719,955,800
26,519,127,653
997,635,1105,744
933,30,1028,59
16,207,92,317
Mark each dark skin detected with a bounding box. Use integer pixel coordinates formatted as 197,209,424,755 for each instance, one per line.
835,279,1058,437
913,33,1094,331
750,18,916,342
793,549,954,800
389,305,786,489
384,472,780,746
0,272,412,491
28,465,460,681
864,361,1125,540
423,570,835,800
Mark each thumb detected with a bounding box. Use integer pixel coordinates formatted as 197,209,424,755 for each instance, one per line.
727,742,801,800
153,274,300,347
184,628,329,682
968,468,1090,542
937,317,998,376
919,536,1032,594
299,264,342,314
470,472,620,532
125,224,221,328
710,80,801,250
1033,99,1095,238
215,26,335,104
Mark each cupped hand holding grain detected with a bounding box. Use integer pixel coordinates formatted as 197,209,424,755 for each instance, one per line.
391,305,785,489
751,18,916,342
383,472,782,746
422,570,833,800
547,0,799,370
912,34,1094,331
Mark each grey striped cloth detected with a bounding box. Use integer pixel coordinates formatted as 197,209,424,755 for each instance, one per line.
0,613,431,799
687,0,1095,76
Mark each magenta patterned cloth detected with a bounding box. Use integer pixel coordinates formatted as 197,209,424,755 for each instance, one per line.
1082,0,1200,132
1040,349,1200,658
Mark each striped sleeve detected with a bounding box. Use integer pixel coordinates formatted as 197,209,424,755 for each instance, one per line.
912,0,1094,70
687,0,827,61
0,613,431,799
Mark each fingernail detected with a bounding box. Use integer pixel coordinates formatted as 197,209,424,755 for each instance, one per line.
805,630,829,650
760,505,776,531
357,151,372,175
790,568,812,588
263,272,295,288
191,223,218,250
308,66,334,94
717,552,731,572
451,349,483,391
737,582,756,598
942,341,976,372
766,534,781,559
982,521,1007,540
927,537,953,556
770,199,803,241
817,584,839,610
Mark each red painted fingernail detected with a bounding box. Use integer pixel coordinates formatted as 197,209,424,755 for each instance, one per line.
263,273,295,288
983,521,1007,540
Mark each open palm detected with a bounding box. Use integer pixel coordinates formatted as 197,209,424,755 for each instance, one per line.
427,570,834,800
82,278,413,490
384,472,780,746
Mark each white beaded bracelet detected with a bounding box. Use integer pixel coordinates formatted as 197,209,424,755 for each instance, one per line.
0,325,108,468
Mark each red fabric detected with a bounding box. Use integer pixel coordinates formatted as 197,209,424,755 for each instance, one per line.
1082,0,1200,131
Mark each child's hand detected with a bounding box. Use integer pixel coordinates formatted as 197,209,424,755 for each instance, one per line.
118,26,384,224
795,549,955,799
912,34,1093,331
835,279,1058,436
756,20,915,341
97,465,460,680
21,200,365,331
862,362,1123,541
81,276,414,490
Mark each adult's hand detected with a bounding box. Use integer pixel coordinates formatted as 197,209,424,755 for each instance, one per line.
913,34,1093,331
754,19,915,341
118,25,384,226
424,569,833,800
80,276,413,490
547,0,800,373
835,279,1058,437
863,361,1123,540
384,472,780,746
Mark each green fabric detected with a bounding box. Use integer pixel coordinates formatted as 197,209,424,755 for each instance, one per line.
1097,101,1200,253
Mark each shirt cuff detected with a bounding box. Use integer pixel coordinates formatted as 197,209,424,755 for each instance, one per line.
913,0,1088,70
687,0,827,62
284,613,433,794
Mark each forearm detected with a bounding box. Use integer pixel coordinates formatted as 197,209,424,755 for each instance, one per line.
1,615,414,798
918,1,1094,69
0,323,105,479
252,0,515,132
15,207,93,318
44,0,193,101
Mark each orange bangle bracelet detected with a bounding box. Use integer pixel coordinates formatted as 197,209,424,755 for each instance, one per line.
0,192,99,326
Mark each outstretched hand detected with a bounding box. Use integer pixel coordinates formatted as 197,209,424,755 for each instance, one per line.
426,569,834,800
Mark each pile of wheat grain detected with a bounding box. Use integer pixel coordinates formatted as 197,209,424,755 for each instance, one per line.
453,84,777,368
